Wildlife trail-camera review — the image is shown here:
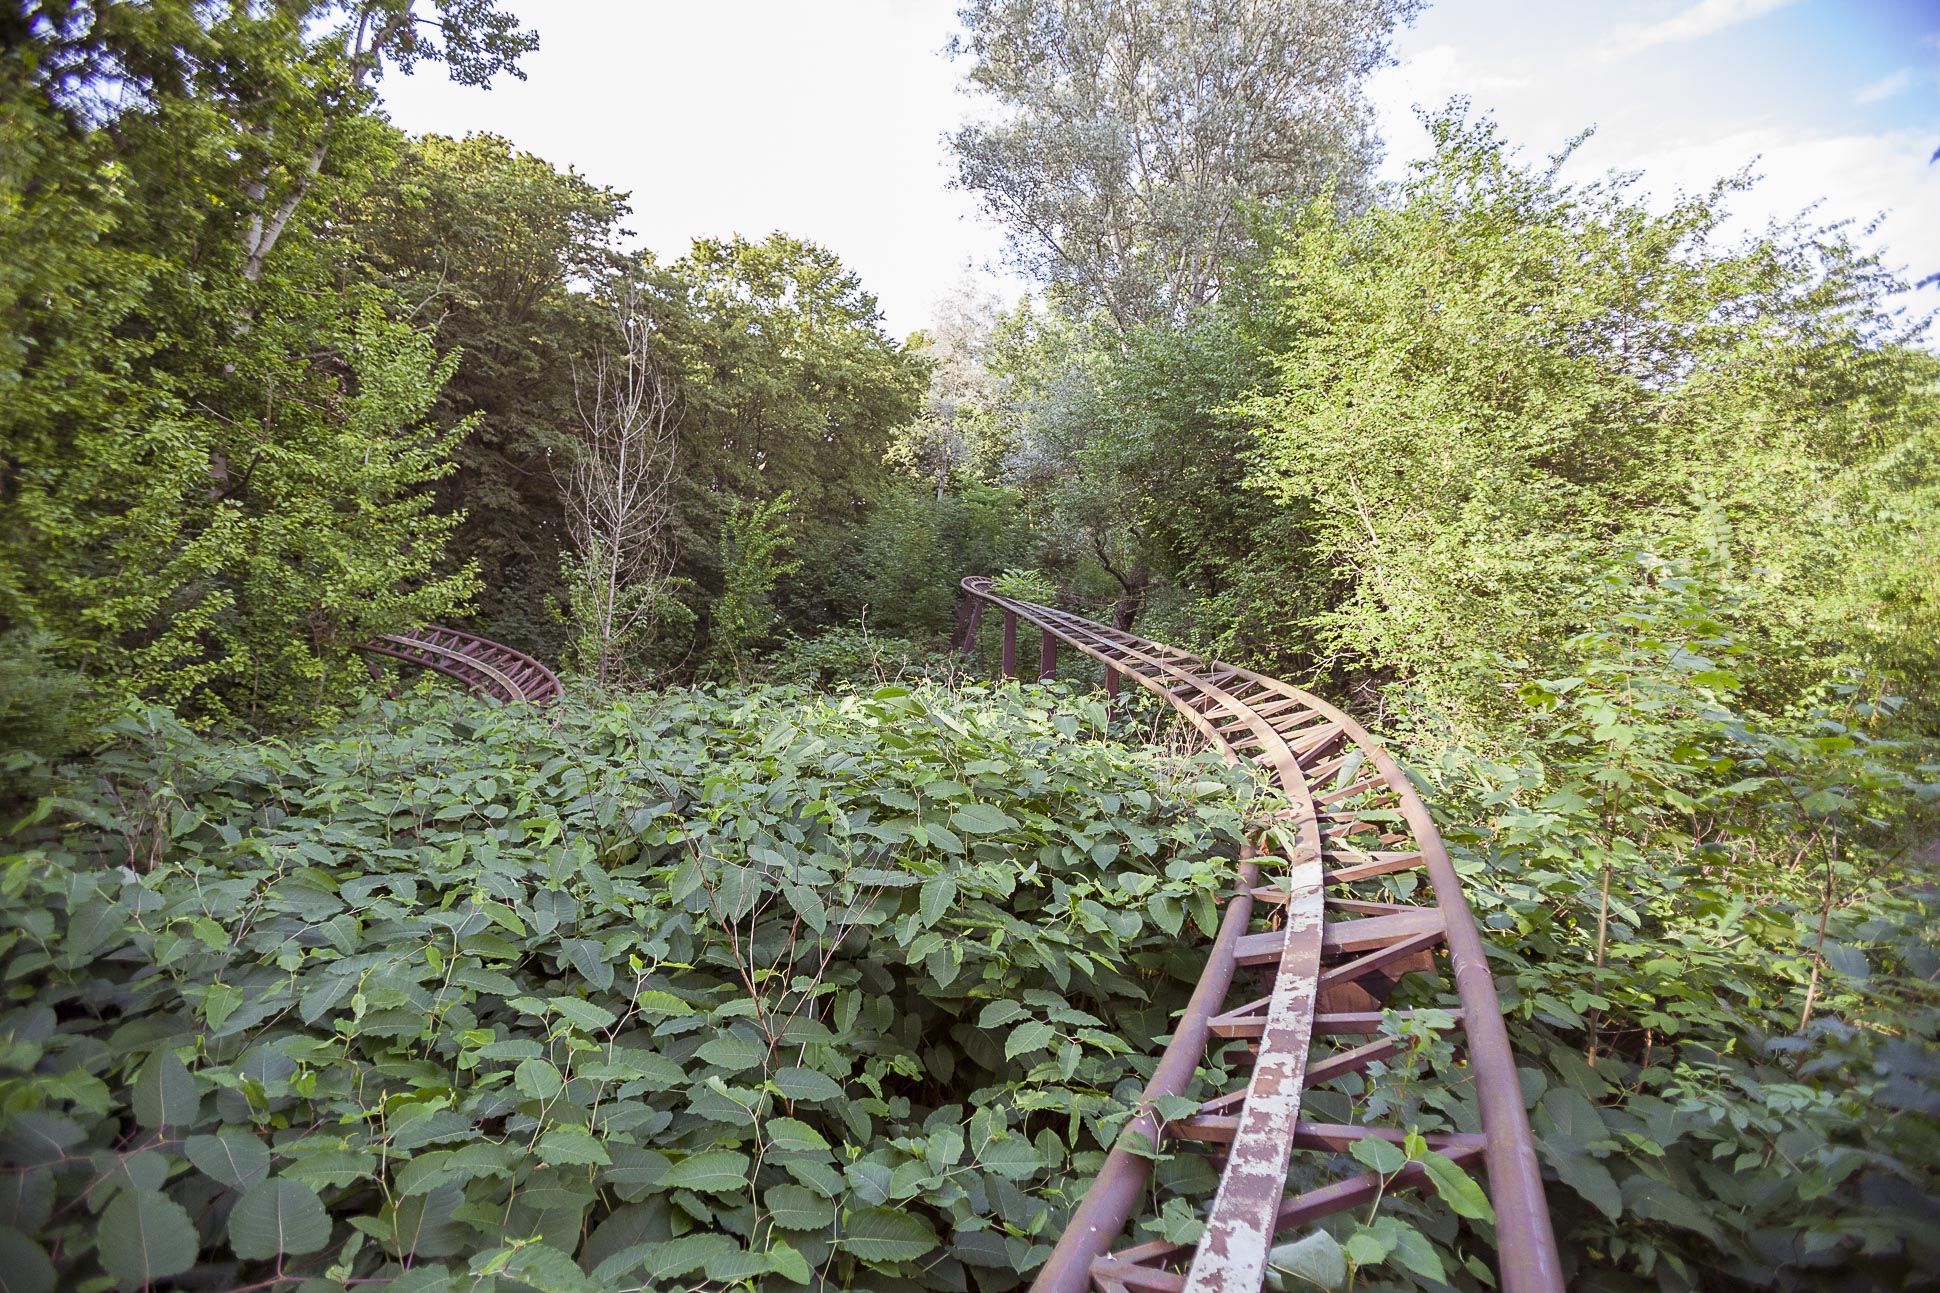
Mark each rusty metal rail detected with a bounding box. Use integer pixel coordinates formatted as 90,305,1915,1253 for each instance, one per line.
357,625,562,706
956,577,1562,1293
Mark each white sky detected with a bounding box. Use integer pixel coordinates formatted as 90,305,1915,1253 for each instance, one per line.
377,0,1940,340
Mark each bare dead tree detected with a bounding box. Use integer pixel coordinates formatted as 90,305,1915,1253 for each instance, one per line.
556,292,685,688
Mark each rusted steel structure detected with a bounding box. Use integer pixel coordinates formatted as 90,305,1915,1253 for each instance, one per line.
956,577,1563,1293
357,625,562,706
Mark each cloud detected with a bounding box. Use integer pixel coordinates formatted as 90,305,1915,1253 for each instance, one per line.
1855,69,1913,106
1570,125,1940,310
1392,45,1534,98
1602,0,1796,61
1365,43,1534,133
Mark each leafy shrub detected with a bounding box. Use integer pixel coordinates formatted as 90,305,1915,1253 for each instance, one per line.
834,484,1039,642
989,569,1057,604
1404,553,1940,1291
0,683,1257,1291
765,626,957,691
1236,110,1940,724
552,540,698,689
708,494,804,683
0,631,94,806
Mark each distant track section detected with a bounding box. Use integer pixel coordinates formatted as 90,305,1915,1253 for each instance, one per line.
357,625,562,706
955,577,1563,1293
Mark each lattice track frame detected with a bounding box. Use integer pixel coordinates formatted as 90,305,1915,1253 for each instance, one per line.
358,626,563,706
956,578,1563,1293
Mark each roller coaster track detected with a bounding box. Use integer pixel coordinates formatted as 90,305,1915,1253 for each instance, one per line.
356,625,562,706
955,577,1563,1293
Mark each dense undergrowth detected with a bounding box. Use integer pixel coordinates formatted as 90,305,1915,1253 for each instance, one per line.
1400,556,1940,1292
1,684,1263,1292
4,567,1939,1293
3,636,1938,1292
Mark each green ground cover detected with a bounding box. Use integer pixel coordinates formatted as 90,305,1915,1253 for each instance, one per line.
1,685,1256,1292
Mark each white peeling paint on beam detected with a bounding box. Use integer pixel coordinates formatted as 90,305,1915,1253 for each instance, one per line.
1181,853,1325,1293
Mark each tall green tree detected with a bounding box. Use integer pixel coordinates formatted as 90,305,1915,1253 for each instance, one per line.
1236,110,1940,718
949,0,1416,330
1,1,532,724
665,234,928,629
346,199,928,672
1059,312,1331,657
890,279,1012,498
345,131,633,646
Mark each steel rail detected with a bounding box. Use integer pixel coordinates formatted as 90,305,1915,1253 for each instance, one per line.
957,577,1562,1293
357,625,562,706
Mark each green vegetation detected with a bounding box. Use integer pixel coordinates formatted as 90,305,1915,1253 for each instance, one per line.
1417,553,1940,1289
1,0,532,726
3,2,1938,1290
1237,117,1940,721
3,686,1251,1291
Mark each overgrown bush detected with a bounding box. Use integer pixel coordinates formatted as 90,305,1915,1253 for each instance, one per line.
0,631,94,807
989,569,1057,604
708,495,804,683
1404,552,1940,1291
823,484,1041,643
764,626,958,691
0,684,1260,1291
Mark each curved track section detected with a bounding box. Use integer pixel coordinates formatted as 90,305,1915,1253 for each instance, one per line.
357,626,562,706
956,578,1562,1293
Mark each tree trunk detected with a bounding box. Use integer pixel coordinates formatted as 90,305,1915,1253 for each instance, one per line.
1109,560,1151,632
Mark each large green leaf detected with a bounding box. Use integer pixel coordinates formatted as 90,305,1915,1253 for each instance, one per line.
838,1206,937,1263
279,1147,376,1190
387,1265,457,1293
702,1247,776,1282
1383,1219,1444,1284
768,1240,812,1285
772,1066,844,1101
228,1178,331,1259
1266,1230,1346,1292
1537,1089,1622,1220
657,1149,750,1195
1004,1020,1054,1060
548,996,617,1033
561,938,616,992
1419,1151,1494,1222
185,1128,271,1190
99,1190,199,1287
767,1117,831,1153
950,803,1019,835
595,1234,738,1282
1348,1135,1406,1176
131,1051,198,1129
977,1000,1028,1029
0,1171,52,1234
475,1242,601,1293
695,1036,766,1072
514,1058,565,1100
919,875,957,926
535,1127,610,1167
0,1227,56,1293
976,1135,1040,1180
765,1183,836,1231
1621,1173,1722,1242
